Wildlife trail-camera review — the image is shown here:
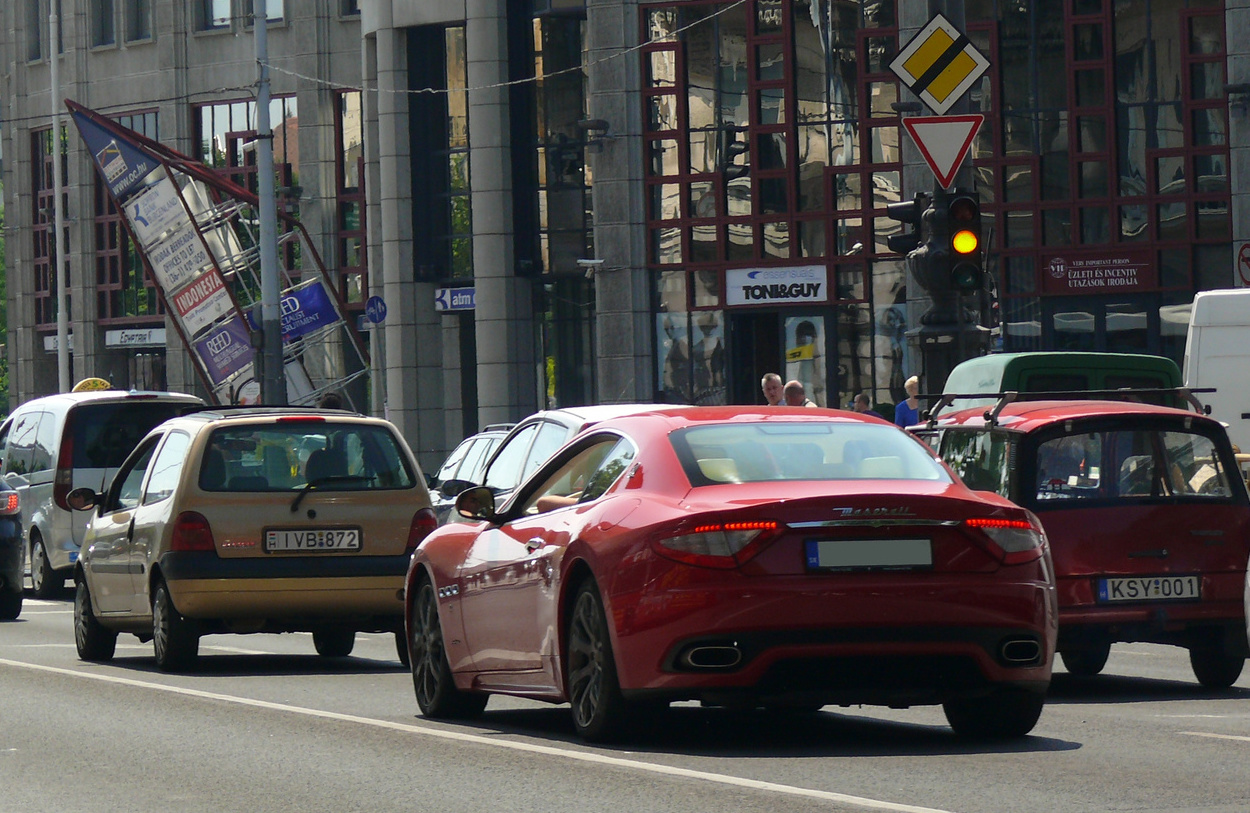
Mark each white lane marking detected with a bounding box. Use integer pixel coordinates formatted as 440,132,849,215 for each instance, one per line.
0,657,953,813
1182,732,1250,744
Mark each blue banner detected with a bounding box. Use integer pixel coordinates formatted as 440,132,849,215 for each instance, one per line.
194,316,255,386
70,110,163,200
248,281,342,344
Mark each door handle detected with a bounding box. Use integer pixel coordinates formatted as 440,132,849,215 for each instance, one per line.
526,537,545,553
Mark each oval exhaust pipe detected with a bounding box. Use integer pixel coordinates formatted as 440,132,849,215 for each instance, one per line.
1000,637,1041,665
681,645,742,669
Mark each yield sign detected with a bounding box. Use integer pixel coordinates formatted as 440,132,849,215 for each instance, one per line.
903,114,984,189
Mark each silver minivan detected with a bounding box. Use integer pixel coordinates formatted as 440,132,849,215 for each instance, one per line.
0,390,204,597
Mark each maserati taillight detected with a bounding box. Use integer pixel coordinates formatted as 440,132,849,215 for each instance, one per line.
406,507,439,553
170,511,216,552
964,517,1045,565
653,520,779,569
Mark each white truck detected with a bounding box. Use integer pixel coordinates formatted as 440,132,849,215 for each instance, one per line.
1184,288,1250,453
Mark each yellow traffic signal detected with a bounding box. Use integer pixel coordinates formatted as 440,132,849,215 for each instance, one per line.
952,228,979,254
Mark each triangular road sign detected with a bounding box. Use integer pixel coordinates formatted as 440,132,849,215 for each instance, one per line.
903,114,984,189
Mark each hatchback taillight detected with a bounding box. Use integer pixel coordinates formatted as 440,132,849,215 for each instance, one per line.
0,492,19,516
653,520,779,569
170,511,216,552
406,507,439,553
964,517,1045,565
53,434,74,511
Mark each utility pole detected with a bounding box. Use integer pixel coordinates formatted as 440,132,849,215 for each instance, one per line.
254,0,286,404
51,6,70,392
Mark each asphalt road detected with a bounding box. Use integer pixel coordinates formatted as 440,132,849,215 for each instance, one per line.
2,591,1249,813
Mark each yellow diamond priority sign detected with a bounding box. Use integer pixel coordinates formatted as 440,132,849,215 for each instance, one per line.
890,13,989,115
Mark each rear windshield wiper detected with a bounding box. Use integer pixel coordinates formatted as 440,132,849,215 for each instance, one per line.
291,476,372,512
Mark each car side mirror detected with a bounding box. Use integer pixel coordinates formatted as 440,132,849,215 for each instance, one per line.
66,487,100,512
440,478,476,499
455,485,499,522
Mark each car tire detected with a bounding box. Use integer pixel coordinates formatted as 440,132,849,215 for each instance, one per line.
1059,642,1111,676
566,579,631,742
74,579,116,661
0,589,22,621
313,629,356,658
395,630,410,667
152,581,199,672
30,535,64,599
942,688,1046,739
1189,646,1245,688
408,577,487,719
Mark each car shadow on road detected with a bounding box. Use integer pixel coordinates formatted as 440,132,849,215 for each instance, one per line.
1046,672,1250,705
98,652,409,678
446,704,1081,758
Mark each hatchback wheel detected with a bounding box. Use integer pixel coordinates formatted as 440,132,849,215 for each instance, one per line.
408,578,487,719
30,535,64,599
74,579,116,661
313,629,356,658
1190,646,1245,688
152,581,199,672
943,688,1045,740
0,589,22,621
566,580,630,742
1059,642,1111,676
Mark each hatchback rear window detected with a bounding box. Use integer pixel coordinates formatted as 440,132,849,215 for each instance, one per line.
1035,427,1233,502
200,423,415,492
71,402,193,469
672,422,951,486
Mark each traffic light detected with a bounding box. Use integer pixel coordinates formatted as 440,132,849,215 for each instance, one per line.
885,193,929,254
945,192,982,294
720,129,750,181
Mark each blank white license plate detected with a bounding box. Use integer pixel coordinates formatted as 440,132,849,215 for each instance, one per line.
805,538,932,570
265,528,361,552
1097,575,1200,602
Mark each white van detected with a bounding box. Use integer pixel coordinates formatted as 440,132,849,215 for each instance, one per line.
0,390,204,597
1184,289,1250,453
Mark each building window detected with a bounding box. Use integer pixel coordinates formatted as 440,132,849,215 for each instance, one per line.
196,0,231,30
27,0,42,60
341,0,359,15
195,96,301,277
407,25,472,280
335,91,367,305
125,0,151,41
32,126,69,328
92,0,116,47
95,112,163,323
244,0,284,25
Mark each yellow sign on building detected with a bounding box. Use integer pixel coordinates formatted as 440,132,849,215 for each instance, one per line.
890,14,990,116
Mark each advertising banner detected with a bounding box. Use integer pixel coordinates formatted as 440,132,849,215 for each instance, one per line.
148,226,213,292
172,269,233,337
71,110,162,200
126,177,191,247
194,316,255,385
248,281,341,343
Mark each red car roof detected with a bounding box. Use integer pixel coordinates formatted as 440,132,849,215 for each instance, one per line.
931,399,1217,433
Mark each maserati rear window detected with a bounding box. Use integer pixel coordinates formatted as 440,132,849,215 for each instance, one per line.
672,422,951,486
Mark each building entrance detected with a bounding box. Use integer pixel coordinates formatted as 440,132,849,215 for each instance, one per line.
728,311,830,407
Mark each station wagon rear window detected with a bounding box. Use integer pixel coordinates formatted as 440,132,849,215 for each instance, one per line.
672,422,951,487
200,423,415,492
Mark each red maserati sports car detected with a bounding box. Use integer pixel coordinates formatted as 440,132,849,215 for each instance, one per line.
404,407,1057,741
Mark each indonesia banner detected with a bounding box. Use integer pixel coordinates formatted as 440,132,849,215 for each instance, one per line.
172,269,233,337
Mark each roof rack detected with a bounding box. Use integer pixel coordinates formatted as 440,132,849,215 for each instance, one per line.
921,386,1215,429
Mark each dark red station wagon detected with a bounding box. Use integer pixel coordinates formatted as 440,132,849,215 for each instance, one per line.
917,399,1250,687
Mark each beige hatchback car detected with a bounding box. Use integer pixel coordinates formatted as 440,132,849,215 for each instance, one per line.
68,407,435,672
